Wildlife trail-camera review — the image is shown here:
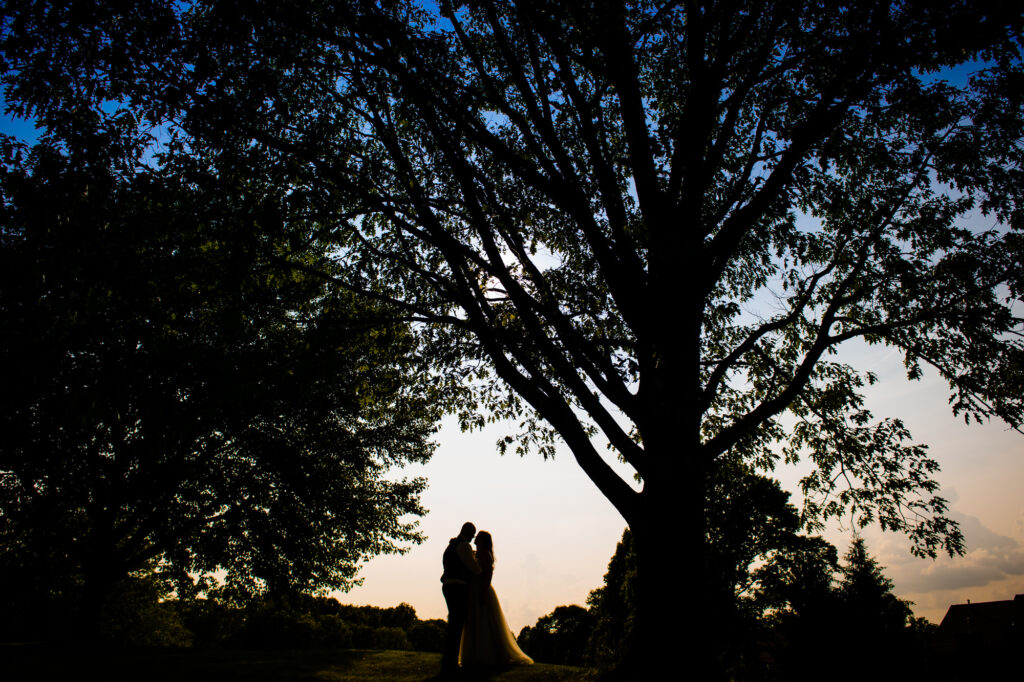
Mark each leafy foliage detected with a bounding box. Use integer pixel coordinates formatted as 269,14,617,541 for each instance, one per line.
98,572,195,648
584,529,636,669
106,0,1023,557
579,528,926,678
190,597,429,651
757,536,919,681
517,604,595,667
0,7,439,631
583,471,831,672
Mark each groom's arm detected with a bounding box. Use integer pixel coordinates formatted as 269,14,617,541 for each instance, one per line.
457,542,481,575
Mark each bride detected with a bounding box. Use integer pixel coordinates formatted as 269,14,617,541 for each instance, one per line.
459,531,534,667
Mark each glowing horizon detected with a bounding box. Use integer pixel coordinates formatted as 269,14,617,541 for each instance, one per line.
338,351,1024,632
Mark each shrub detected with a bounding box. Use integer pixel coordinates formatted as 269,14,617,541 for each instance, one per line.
518,604,594,665
180,599,244,647
350,622,375,648
408,620,446,652
231,609,319,648
98,575,193,648
316,614,354,648
371,625,411,650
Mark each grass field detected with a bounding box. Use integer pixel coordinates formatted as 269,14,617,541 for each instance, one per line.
0,645,594,681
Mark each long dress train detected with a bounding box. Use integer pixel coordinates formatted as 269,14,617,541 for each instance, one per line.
459,550,534,666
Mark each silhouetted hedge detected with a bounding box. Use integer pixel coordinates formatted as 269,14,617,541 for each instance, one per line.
407,619,446,653
0,573,448,653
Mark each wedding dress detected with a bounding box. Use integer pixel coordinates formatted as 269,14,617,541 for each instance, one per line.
459,549,534,666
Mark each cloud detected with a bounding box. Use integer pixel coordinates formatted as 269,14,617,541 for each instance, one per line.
881,509,1024,595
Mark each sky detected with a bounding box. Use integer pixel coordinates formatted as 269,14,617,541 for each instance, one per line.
335,341,1024,633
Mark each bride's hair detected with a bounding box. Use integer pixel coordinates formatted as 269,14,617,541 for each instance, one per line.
475,530,493,552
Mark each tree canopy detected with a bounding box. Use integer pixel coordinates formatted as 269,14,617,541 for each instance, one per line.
0,7,439,633
4,0,1022,674
179,5,1020,670
155,0,1024,553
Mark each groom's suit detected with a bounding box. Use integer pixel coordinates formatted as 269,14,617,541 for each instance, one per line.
441,536,481,670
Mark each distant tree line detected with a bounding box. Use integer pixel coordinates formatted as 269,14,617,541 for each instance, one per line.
0,567,446,653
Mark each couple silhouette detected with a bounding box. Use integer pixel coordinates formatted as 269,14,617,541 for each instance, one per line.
440,522,534,674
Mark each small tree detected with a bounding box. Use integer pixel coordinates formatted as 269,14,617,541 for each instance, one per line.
407,619,446,653
837,537,914,635
97,572,194,648
585,529,637,669
518,604,595,666
753,535,839,624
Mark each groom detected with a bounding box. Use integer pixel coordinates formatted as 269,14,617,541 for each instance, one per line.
440,521,481,673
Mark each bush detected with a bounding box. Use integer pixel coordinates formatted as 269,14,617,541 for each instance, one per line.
381,603,418,631
371,625,411,650
326,602,419,630
316,614,353,648
518,605,594,665
180,599,244,647
350,622,375,648
99,575,193,648
407,620,446,652
231,609,319,648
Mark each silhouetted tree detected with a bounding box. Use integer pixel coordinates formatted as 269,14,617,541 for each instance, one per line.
166,6,1024,675
750,535,841,679
518,604,595,666
6,1,1024,675
408,619,447,653
585,529,637,669
0,38,438,638
752,536,919,681
586,468,835,673
753,534,840,624
704,461,808,666
834,536,915,675
837,537,913,630
96,572,194,648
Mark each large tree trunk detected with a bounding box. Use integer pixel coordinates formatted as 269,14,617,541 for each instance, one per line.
623,285,719,678
76,515,123,645
78,563,118,645
624,454,721,680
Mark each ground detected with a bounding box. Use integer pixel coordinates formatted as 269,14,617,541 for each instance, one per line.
0,645,592,681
